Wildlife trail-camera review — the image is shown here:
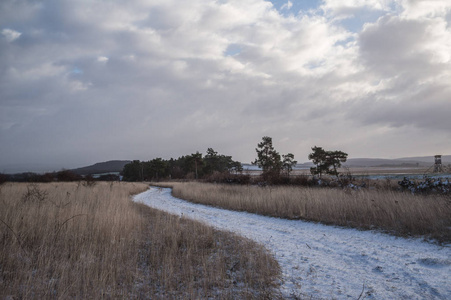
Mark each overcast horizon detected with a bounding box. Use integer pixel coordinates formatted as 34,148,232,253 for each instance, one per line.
1,0,451,173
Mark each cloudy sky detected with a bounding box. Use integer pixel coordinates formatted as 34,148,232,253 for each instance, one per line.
1,0,451,172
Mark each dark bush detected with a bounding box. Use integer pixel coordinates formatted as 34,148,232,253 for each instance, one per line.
97,174,120,181
278,175,291,185
37,172,55,182
204,171,251,185
83,175,97,187
0,173,9,184
338,168,355,187
227,173,251,184
291,175,317,186
56,170,82,182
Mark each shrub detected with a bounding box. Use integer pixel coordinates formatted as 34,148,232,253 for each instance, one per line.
21,183,48,203
83,175,97,187
97,174,120,181
291,174,316,186
0,173,9,184
38,172,55,182
203,171,251,185
398,176,450,195
56,170,82,181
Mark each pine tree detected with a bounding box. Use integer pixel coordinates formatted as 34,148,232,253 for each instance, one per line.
253,136,282,181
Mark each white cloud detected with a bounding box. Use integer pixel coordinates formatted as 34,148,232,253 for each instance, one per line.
1,28,21,42
97,56,109,62
400,0,451,18
281,1,293,11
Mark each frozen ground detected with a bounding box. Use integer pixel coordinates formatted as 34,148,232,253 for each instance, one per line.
134,187,451,299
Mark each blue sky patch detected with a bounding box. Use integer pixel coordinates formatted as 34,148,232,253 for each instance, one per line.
338,9,386,32
224,44,242,57
268,0,319,16
71,67,83,74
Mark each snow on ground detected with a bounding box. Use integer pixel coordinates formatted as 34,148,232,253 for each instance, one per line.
134,187,451,299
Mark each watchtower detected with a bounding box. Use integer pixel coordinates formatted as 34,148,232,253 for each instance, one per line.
433,155,443,173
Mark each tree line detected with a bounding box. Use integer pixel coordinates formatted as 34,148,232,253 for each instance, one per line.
122,137,348,184
122,148,243,182
0,170,119,184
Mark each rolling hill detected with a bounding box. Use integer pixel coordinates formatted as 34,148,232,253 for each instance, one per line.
294,155,451,168
69,160,131,175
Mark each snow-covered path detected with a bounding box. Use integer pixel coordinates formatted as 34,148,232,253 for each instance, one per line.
134,187,451,299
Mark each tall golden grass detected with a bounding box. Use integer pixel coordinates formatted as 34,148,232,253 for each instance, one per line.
0,182,280,299
136,204,280,299
160,182,451,243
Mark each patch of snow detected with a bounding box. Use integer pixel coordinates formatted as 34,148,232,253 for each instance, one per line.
134,187,451,299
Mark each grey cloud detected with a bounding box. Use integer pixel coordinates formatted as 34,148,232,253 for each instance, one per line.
350,83,451,133
359,16,434,74
1,0,450,171
139,5,188,31
351,12,451,134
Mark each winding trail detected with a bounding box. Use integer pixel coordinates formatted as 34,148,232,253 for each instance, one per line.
134,187,451,299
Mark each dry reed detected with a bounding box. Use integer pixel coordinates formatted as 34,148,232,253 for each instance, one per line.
0,182,281,299
135,204,281,299
161,182,451,243
0,181,148,298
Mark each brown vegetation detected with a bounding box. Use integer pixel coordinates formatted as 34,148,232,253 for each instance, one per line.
158,182,451,243
0,182,280,299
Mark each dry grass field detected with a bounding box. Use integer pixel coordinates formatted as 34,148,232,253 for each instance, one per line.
0,182,280,299
157,182,451,243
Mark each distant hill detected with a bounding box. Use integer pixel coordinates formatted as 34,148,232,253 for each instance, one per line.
295,155,451,168
343,155,451,168
342,158,428,167
395,155,451,163
0,163,64,174
70,160,131,175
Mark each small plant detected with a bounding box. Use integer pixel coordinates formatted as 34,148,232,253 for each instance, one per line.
21,183,48,203
338,167,355,187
